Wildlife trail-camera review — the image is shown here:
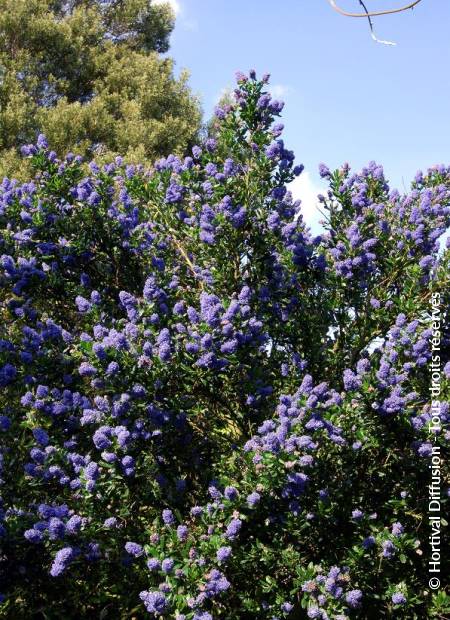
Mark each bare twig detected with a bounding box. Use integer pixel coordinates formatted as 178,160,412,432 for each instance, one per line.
328,0,423,45
327,0,423,18
357,0,396,44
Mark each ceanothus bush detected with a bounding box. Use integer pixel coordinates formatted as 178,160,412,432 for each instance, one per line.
0,71,449,619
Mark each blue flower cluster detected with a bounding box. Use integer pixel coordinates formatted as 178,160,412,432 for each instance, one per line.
0,70,448,618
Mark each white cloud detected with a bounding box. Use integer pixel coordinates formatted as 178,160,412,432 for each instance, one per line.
270,84,290,100
213,86,232,106
153,0,181,16
289,171,327,234
153,0,199,31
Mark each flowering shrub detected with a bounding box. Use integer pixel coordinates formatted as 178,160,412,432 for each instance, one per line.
0,71,449,619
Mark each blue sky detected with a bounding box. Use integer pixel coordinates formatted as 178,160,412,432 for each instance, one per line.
159,0,450,227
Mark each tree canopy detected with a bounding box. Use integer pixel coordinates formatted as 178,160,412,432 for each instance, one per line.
0,0,201,177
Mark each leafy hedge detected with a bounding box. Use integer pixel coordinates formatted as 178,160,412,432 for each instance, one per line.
0,71,449,619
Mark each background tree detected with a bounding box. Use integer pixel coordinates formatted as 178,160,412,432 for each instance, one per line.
0,0,201,177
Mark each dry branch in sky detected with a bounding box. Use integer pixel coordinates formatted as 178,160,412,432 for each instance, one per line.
328,0,423,45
